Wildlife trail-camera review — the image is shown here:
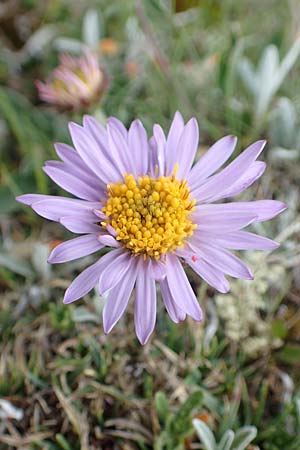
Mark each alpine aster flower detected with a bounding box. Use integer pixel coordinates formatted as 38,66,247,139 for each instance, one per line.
36,52,107,111
17,112,286,344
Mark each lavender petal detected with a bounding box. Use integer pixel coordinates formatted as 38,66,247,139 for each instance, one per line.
63,258,103,304
135,259,157,344
160,278,186,323
188,135,237,189
102,257,138,333
48,234,103,264
166,254,202,320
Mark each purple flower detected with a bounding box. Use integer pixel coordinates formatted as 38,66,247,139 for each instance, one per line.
36,52,107,111
17,112,286,344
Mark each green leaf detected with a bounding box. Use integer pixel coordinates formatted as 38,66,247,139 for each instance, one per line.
155,391,170,424
271,319,288,339
56,434,73,450
253,381,268,426
277,345,300,365
169,390,203,435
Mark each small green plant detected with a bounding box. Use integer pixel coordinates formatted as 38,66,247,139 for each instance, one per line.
154,391,204,450
49,302,75,332
193,418,257,450
238,38,300,124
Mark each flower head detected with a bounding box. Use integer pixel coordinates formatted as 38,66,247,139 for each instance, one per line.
36,52,107,111
17,112,286,344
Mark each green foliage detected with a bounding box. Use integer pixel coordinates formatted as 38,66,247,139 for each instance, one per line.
154,391,204,449
49,303,75,332
193,419,258,450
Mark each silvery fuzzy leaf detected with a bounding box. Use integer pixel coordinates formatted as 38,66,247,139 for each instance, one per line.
239,38,300,121
0,252,33,277
72,306,100,324
0,399,24,421
256,38,300,119
32,243,51,279
278,370,294,404
203,300,219,351
238,58,257,95
22,25,57,58
269,148,299,162
92,291,105,316
295,127,300,151
82,9,102,50
218,429,235,450
258,44,279,84
193,419,217,450
274,36,300,92
232,426,257,450
269,97,297,148
255,45,279,119
54,37,87,54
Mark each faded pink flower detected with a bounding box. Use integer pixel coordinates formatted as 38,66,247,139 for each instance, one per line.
36,52,107,111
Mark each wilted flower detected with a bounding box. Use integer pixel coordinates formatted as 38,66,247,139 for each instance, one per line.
36,52,107,111
17,112,286,344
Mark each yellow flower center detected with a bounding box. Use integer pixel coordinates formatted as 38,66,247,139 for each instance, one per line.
102,171,197,258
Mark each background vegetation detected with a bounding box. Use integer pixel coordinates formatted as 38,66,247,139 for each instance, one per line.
0,0,300,449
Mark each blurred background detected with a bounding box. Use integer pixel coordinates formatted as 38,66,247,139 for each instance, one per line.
0,0,300,449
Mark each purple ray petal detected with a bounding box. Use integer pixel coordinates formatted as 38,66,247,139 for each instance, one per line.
16,194,56,206
108,116,128,141
160,278,186,323
191,208,257,232
107,120,132,175
148,136,158,177
32,197,101,222
82,115,111,161
128,119,149,175
60,217,101,234
153,124,166,176
176,246,230,293
217,161,266,200
165,111,185,175
148,258,167,280
69,122,120,184
175,118,199,180
48,234,103,264
191,140,266,203
63,258,103,304
98,249,132,295
45,159,99,189
43,165,100,201
93,209,107,220
188,135,237,189
189,259,230,293
54,142,102,183
97,234,120,247
106,224,117,237
31,198,101,222
196,230,279,250
193,200,286,224
102,257,138,333
166,254,202,320
190,242,253,280
135,259,157,344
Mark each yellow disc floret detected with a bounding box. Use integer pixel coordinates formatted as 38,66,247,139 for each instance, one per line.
102,171,197,258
